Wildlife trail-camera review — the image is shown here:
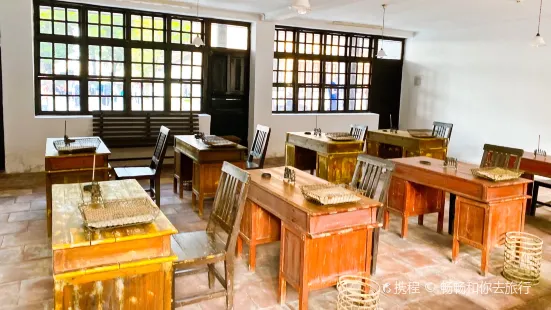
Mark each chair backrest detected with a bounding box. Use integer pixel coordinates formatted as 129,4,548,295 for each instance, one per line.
206,162,250,253
432,121,453,141
150,126,171,176
350,154,395,204
480,144,524,169
248,125,271,169
350,124,368,142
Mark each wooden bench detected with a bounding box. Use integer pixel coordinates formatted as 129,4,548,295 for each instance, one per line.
93,113,199,161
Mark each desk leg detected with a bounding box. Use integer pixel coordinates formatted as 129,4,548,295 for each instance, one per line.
298,231,310,310
448,194,456,235
523,173,535,216
278,222,287,305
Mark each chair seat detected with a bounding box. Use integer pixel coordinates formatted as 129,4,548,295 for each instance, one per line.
245,161,260,170
114,167,156,180
172,231,227,268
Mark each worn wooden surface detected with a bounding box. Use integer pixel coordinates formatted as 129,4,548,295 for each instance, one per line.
521,151,551,215
45,137,111,237
367,129,447,159
388,156,530,275
237,167,381,310
174,135,247,217
285,132,364,184
52,180,177,310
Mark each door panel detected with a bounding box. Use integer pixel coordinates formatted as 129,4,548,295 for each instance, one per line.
369,59,404,129
208,51,249,146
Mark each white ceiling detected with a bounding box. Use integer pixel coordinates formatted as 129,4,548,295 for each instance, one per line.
194,0,545,32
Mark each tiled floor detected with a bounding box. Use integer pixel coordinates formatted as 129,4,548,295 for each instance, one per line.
0,166,551,309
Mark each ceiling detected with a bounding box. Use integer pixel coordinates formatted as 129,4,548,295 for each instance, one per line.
191,0,545,33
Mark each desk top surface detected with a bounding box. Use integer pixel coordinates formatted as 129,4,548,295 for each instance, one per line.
391,156,532,188
52,179,177,251
249,166,381,217
287,132,364,145
45,137,111,158
174,135,248,152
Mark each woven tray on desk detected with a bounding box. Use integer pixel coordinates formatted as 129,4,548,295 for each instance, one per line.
471,167,523,182
79,197,160,230
301,184,361,205
200,136,237,148
326,132,357,141
54,138,101,154
407,129,435,138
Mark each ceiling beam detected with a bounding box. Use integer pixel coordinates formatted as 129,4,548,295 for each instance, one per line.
262,0,363,22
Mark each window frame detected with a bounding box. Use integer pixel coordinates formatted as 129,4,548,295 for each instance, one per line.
33,0,250,116
272,25,405,114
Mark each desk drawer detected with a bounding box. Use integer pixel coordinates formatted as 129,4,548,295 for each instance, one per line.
46,155,108,171
248,185,308,233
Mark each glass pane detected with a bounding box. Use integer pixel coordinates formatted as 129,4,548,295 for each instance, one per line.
378,40,403,60
40,21,52,34
53,7,65,21
67,9,78,22
53,22,65,35
89,25,99,37
40,42,53,57
210,23,248,50
100,12,111,24
113,27,124,39
40,6,52,20
113,13,124,26
68,24,80,37
114,47,124,61
89,46,100,60
89,11,99,23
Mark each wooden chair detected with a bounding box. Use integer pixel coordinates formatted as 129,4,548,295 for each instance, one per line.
449,143,524,234
171,162,250,309
113,126,170,207
246,125,271,170
350,124,368,142
349,154,394,275
432,121,453,145
480,144,524,169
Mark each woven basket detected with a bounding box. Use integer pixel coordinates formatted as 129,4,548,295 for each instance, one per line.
337,274,380,310
79,197,160,230
503,232,543,286
301,184,361,205
471,167,523,182
326,132,357,141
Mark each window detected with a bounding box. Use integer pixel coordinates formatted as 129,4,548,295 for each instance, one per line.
34,0,250,115
272,26,403,113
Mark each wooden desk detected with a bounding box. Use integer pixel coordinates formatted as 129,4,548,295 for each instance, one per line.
519,152,551,214
388,157,531,275
52,180,177,310
45,137,111,237
237,167,381,310
367,130,447,159
285,132,364,184
174,135,247,217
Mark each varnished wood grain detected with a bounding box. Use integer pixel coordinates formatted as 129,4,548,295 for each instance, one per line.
52,180,177,310
389,156,530,275
367,129,447,159
175,135,247,218
285,132,364,184
45,137,111,237
240,167,381,310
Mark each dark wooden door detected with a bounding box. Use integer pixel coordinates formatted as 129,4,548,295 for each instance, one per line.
207,50,250,147
369,58,404,129
0,46,5,171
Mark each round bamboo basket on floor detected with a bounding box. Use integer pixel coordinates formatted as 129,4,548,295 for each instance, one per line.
502,232,543,286
337,273,380,310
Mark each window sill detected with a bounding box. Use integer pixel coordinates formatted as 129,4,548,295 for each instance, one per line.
35,115,93,119
272,112,378,116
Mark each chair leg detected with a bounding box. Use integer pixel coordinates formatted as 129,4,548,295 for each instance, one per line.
531,183,539,217
155,176,161,207
225,260,234,310
208,263,215,289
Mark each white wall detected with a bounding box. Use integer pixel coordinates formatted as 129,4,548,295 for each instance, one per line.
401,21,551,164
0,0,400,173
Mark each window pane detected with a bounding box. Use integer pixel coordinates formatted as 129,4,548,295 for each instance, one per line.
211,23,248,50
378,40,403,60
